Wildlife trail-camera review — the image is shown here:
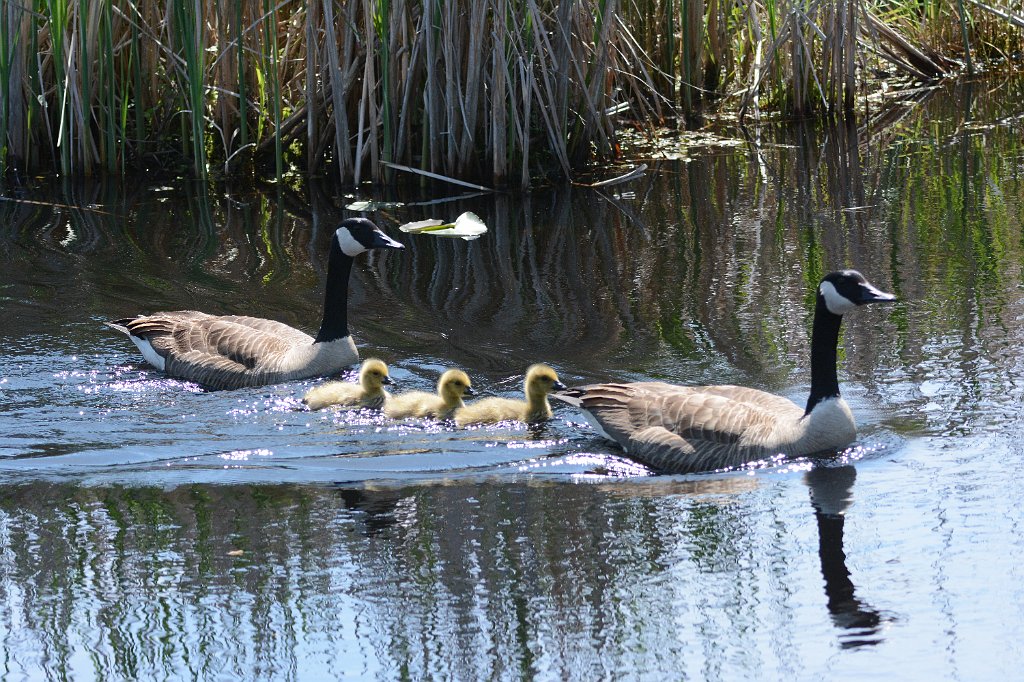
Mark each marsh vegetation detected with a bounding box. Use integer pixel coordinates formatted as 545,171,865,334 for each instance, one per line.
1,0,1023,187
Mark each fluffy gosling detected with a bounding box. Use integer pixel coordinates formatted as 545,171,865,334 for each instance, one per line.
302,358,392,410
384,369,475,420
454,364,566,427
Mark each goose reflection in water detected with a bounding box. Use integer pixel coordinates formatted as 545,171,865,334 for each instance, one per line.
336,486,414,536
805,464,893,648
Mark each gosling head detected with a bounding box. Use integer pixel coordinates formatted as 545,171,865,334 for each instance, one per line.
335,217,405,257
818,270,896,316
438,369,475,402
358,358,392,392
524,364,567,400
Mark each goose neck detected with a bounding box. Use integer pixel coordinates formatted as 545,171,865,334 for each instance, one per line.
805,296,843,415
314,240,354,344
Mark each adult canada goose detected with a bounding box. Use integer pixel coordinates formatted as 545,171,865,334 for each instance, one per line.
107,218,403,390
302,358,392,410
554,270,896,474
454,364,567,427
384,369,475,420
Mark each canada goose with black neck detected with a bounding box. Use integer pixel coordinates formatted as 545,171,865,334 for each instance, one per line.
554,270,896,474
107,218,403,390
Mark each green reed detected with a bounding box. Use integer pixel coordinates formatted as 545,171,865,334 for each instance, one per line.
262,0,282,180
172,0,208,180
0,3,14,172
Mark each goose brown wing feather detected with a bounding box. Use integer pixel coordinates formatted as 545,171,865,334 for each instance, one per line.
199,319,298,368
212,315,313,346
165,351,253,389
698,385,801,414
625,425,765,474
122,313,312,350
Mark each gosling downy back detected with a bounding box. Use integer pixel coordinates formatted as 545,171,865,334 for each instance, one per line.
107,218,403,390
302,358,392,410
555,270,896,474
384,369,475,420
454,364,566,427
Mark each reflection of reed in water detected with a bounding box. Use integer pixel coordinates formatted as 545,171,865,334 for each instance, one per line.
370,189,647,371
367,135,900,385
0,479,779,680
0,180,401,346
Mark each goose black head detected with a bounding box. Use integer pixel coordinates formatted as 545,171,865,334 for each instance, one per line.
818,270,896,316
335,218,405,257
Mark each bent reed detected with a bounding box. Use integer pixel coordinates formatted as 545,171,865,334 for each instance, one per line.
1,0,1020,185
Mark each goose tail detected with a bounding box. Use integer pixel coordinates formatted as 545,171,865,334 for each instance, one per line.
551,388,584,408
105,318,137,335
554,384,634,410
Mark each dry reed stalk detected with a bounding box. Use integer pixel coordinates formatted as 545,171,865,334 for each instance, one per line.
0,2,30,170
681,0,704,113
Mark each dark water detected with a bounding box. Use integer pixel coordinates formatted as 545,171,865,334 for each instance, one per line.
2,80,1024,679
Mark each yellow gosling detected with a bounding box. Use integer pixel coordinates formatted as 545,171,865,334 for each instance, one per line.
454,364,566,427
302,358,392,410
385,369,475,420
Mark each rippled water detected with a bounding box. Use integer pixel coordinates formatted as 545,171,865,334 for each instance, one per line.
2,80,1024,679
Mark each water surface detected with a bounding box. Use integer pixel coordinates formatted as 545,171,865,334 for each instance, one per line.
2,79,1024,680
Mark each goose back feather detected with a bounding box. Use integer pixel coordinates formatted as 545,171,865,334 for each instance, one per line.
557,382,855,473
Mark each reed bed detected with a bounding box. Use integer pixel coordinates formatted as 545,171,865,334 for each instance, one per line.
1,0,1022,186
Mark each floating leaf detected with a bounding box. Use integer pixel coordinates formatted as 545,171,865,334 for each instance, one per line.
398,219,445,232
398,212,487,241
345,199,406,211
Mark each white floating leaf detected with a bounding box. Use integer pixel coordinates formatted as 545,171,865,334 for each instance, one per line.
345,199,406,211
397,212,487,241
399,219,446,233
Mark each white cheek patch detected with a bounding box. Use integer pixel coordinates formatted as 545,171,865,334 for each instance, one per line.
336,229,367,257
820,281,857,315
